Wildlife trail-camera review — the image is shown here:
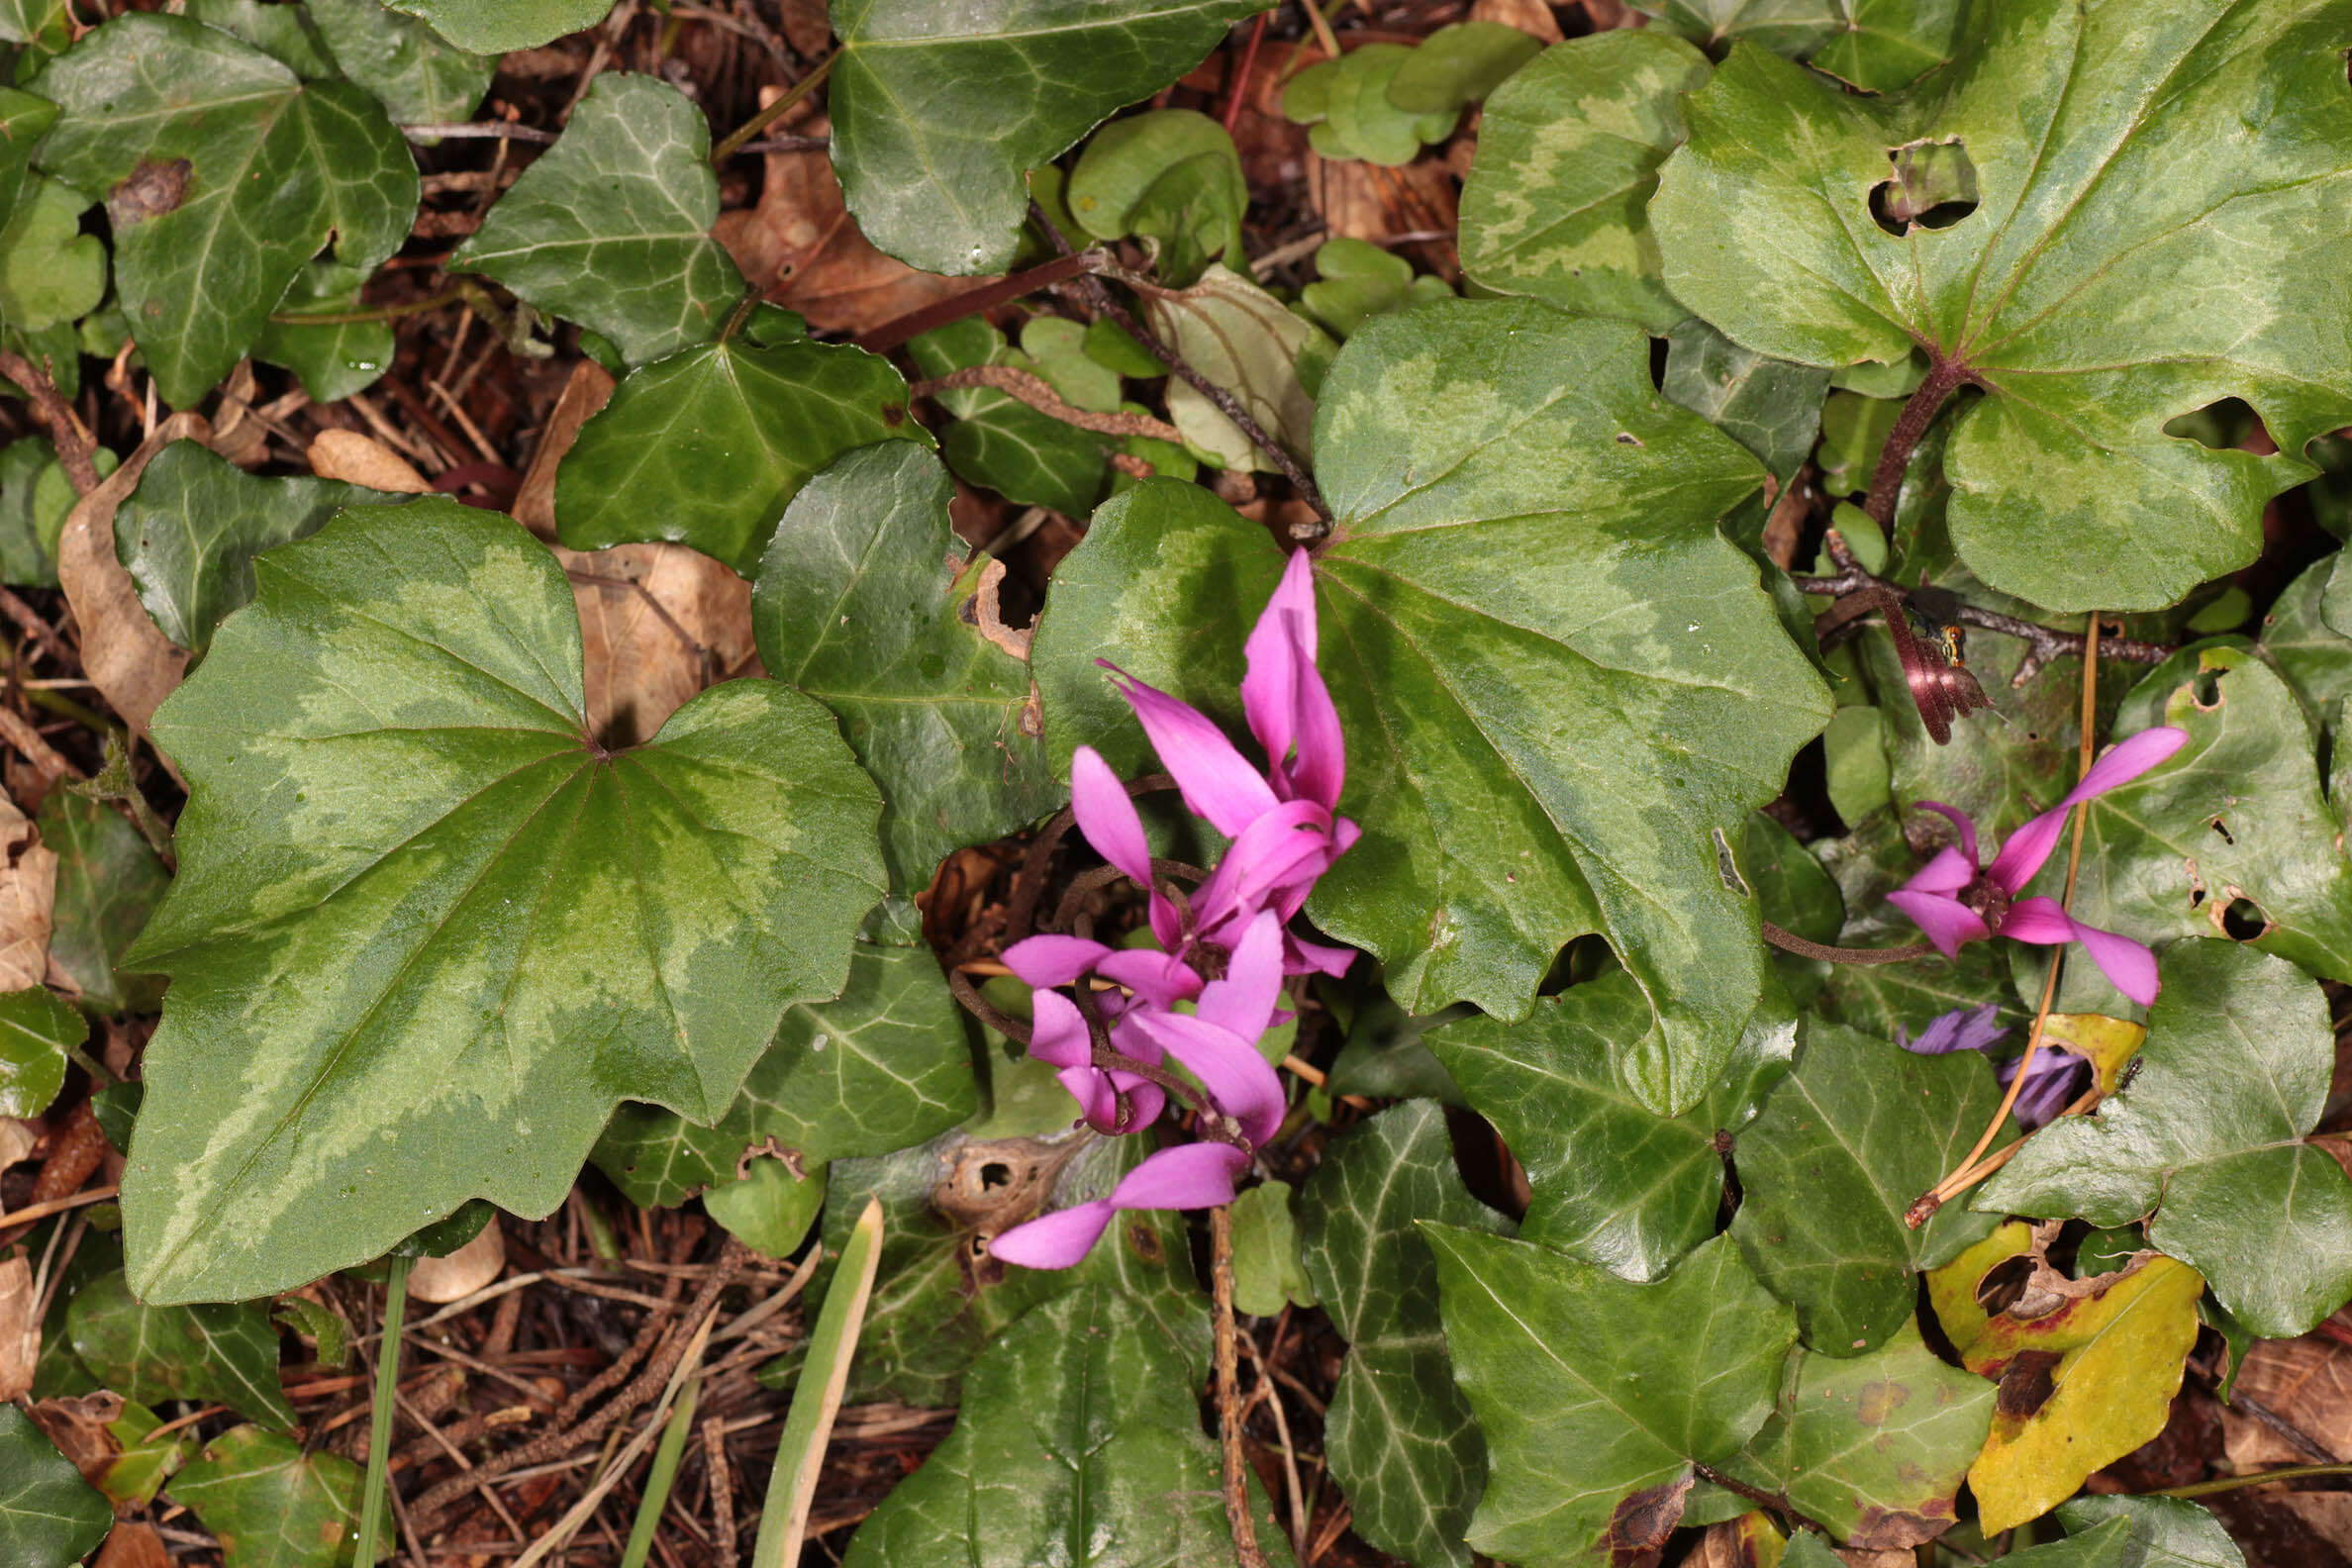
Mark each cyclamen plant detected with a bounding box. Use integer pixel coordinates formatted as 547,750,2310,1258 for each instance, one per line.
992,549,1356,1268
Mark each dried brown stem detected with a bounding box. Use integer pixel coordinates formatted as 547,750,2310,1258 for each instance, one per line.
1212,1205,1273,1568
912,364,1186,442
851,248,1112,354
1796,566,2174,678
0,351,99,495
1760,921,1932,966
1002,772,1176,940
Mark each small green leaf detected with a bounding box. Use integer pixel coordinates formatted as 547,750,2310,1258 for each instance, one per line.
1066,108,1244,286
1386,21,1542,115
907,320,1112,514
30,13,416,407
68,1270,298,1428
1426,1228,1796,1567
39,790,168,1017
1731,1017,2007,1354
1298,1103,1501,1568
0,988,80,1119
0,177,102,333
116,441,400,658
0,1405,110,1568
98,1397,196,1511
1459,32,1712,330
1308,44,1449,166
1139,265,1321,472
703,1157,828,1258
1433,970,1792,1283
2007,1495,2250,1568
272,1297,349,1373
1663,318,1830,485
552,335,917,573
309,0,492,125
120,499,885,1304
829,0,1269,276
1630,0,1841,58
1980,940,2352,1339
250,260,396,405
170,1423,363,1568
1634,0,1960,93
751,442,1058,892
1228,1179,1314,1318
451,73,744,364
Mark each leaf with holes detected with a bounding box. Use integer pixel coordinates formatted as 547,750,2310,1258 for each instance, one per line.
27,14,416,408
1298,1102,1505,1568
118,499,884,1304
592,938,977,1207
1430,969,1793,1283
828,0,1269,276
66,1271,296,1428
451,73,744,365
751,441,1059,892
553,334,920,574
1980,940,2352,1339
1035,301,1829,1114
170,1424,360,1568
1428,1228,1796,1567
0,1406,109,1568
1650,3,2352,612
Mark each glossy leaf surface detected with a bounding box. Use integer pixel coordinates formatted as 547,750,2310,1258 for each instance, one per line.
0,988,77,1119
385,0,613,51
66,1272,297,1428
0,1406,109,1568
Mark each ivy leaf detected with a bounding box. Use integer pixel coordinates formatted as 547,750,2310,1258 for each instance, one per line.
1663,319,1831,486
385,0,613,52
1429,969,1793,1283
309,0,492,126
843,1285,1292,1566
1979,940,2352,1339
751,441,1058,892
1715,1322,1995,1548
1298,1102,1502,1568
1650,9,2352,613
39,790,167,1017
1731,1017,2006,1355
592,938,977,1208
552,336,919,574
0,1405,109,1568
114,441,398,658
29,13,417,408
451,73,744,365
186,0,338,76
0,177,103,334
828,0,1269,276
2007,1496,2250,1568
0,988,79,1119
250,260,396,405
1926,1225,2204,1535
907,320,1113,516
2041,645,2352,1006
66,1271,297,1428
170,1424,361,1568
1427,1228,1796,1567
1036,302,1828,1113
2260,555,2352,741
1459,33,1711,330
119,499,885,1304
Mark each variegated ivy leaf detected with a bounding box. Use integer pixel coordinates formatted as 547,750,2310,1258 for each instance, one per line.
1035,301,1828,1114
29,13,417,408
1649,2,2352,613
1633,1,1960,92
120,500,884,1303
829,0,1270,276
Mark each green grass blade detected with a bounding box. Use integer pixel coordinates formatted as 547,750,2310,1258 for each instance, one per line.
621,1375,702,1568
749,1195,884,1568
354,1253,410,1565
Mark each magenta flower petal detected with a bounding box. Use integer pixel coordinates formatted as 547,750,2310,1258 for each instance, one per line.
1110,1140,1248,1210
1986,803,2073,895
1028,988,1093,1069
1902,844,1977,897
2063,727,2189,807
1056,1065,1118,1129
1914,802,1979,867
1999,896,2078,945
1242,551,1346,811
1005,933,1114,990
990,1201,1116,1268
2067,919,2161,1006
1094,948,1204,1009
1189,799,1338,932
1071,745,1156,888
1105,1075,1167,1132
1198,912,1284,1040
1101,663,1280,837
1285,931,1358,978
1887,889,1992,956
1131,1011,1287,1147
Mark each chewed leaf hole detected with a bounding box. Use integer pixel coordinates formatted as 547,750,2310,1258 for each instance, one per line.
2163,397,2261,450
1870,138,1979,236
1975,1254,2033,1315
2210,817,2235,846
2219,896,2273,941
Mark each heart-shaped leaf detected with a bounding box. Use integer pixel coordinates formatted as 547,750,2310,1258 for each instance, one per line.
170,1423,361,1568
66,1271,296,1428
828,0,1268,276
120,499,884,1303
0,988,78,1119
30,13,417,408
0,1406,109,1568
1650,6,2352,612
451,73,744,365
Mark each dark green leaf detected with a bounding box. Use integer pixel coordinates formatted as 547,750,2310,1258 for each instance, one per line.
170,1423,362,1568
119,499,884,1303
31,14,417,407
39,790,168,1017
185,0,339,76
1432,969,1792,1283
67,1270,297,1427
1980,940,2352,1340
384,0,613,51
1299,1102,1502,1568
309,0,492,125
751,441,1057,891
907,320,1112,514
829,0,1268,275
450,73,743,364
1807,0,1962,92
2004,1495,2249,1568
2259,555,2352,741
0,988,80,1118
0,1405,109,1568
1663,319,1830,485
1426,1227,1796,1566
1323,984,1468,1103
703,1157,827,1257
250,260,396,404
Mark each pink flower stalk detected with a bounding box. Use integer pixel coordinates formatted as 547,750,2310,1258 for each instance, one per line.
1886,728,2189,1007
1897,1004,2087,1130
990,549,1356,1270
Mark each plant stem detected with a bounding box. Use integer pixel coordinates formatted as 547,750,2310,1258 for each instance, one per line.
355,1255,412,1566
912,364,1186,442
268,283,476,328
710,52,835,165
620,1376,701,1568
0,351,98,495
1212,1205,1272,1568
1795,566,2173,676
401,122,557,144
1863,355,1973,528
850,247,1111,353
1761,922,1933,965
2155,1463,2352,1499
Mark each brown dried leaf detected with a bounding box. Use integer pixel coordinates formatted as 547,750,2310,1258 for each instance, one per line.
0,1118,38,1169
714,95,989,334
57,416,203,749
407,1222,506,1305
1472,0,1566,42
776,0,831,57
513,359,617,539
1694,1515,1784,1568
94,1521,171,1568
306,429,431,494
0,1255,37,1401
2222,1337,2352,1548
557,540,759,747
1307,150,1459,267
29,1391,127,1491
0,789,55,991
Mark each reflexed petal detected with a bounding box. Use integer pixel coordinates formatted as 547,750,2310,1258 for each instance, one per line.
1999,896,2078,945
1057,1064,1118,1129
2069,919,2162,1007
1104,1074,1167,1132
2064,727,2189,806
1132,1010,1287,1147
1886,889,1991,956
1986,804,2072,895
990,1201,1116,1268
1242,553,1315,779
1071,745,1155,888
1029,988,1093,1069
1199,912,1283,1040
1914,802,1979,868
1108,1140,1248,1210
1285,931,1358,978
1094,948,1204,1009
1102,663,1280,836
1902,844,1977,897
1190,799,1337,932
1005,933,1114,990
1898,1003,2007,1056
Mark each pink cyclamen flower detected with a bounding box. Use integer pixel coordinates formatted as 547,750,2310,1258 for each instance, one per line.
1885,727,2188,1007
1897,1004,2087,1130
987,1141,1249,1269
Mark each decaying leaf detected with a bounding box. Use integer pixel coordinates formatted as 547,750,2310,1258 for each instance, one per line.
57,417,203,749
0,1255,37,1402
2217,1337,2352,1557
406,1222,506,1305
0,789,54,991
514,359,617,537
306,429,431,494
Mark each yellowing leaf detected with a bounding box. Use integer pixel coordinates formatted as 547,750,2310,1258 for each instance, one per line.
2039,1015,2143,1098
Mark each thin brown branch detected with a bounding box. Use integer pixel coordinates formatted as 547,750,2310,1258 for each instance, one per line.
1795,565,2174,679
913,364,1186,443
851,247,1113,354
0,351,99,495
1212,1206,1273,1568
0,586,75,666
1760,921,1933,966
